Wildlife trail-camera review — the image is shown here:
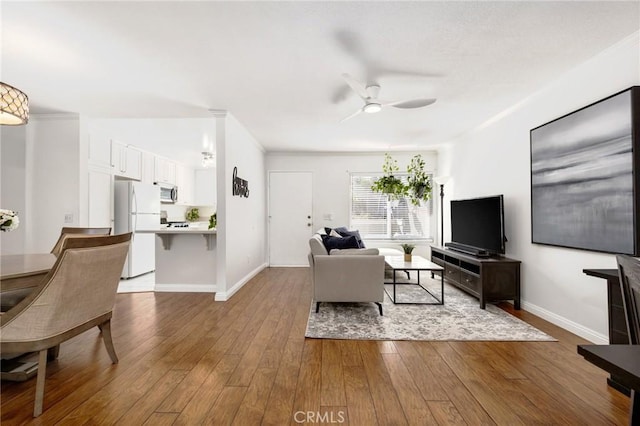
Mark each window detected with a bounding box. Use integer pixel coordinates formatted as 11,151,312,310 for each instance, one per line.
350,173,434,240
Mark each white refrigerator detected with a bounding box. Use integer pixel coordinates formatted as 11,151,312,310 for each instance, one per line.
114,181,161,278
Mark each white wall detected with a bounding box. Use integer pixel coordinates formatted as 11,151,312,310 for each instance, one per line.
0,126,27,254
215,112,267,301
24,115,83,253
265,151,438,256
440,32,640,343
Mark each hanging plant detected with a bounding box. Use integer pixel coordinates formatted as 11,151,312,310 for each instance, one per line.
407,154,432,206
371,153,408,200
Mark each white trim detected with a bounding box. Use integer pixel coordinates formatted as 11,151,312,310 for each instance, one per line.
117,282,154,293
268,264,308,268
215,262,267,301
154,283,216,293
521,300,608,344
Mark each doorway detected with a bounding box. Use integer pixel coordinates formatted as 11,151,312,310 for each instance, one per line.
268,171,313,266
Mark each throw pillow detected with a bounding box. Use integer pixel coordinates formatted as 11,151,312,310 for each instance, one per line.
329,229,343,238
321,234,359,251
336,228,365,248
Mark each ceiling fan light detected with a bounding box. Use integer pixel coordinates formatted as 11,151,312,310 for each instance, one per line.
363,103,382,114
0,82,29,125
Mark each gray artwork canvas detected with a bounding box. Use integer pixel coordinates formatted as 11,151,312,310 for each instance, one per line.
531,89,634,254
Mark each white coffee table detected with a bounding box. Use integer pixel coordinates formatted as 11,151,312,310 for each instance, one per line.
384,255,444,305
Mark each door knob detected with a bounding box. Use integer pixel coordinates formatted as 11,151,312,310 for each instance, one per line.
307,215,311,219
307,223,312,227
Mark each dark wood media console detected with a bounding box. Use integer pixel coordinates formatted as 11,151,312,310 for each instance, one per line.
430,246,521,309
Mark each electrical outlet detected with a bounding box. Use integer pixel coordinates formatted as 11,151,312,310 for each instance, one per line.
64,213,73,224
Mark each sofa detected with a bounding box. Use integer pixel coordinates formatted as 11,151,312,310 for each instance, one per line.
308,234,385,315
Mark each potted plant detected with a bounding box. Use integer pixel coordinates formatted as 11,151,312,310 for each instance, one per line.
185,207,200,222
208,212,217,229
400,243,415,262
407,154,432,206
371,153,408,200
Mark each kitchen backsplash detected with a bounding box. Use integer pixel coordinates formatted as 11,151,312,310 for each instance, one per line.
164,204,216,222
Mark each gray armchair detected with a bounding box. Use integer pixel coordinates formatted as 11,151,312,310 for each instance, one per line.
308,235,385,315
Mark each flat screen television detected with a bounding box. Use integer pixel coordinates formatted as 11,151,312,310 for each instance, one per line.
449,195,505,255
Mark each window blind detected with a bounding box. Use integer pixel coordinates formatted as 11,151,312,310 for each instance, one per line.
350,174,434,240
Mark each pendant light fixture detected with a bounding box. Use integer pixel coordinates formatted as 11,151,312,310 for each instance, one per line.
0,82,29,125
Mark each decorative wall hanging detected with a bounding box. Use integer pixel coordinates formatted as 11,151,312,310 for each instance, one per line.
232,166,249,198
530,86,640,255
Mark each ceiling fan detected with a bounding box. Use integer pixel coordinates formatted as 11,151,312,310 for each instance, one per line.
340,73,437,122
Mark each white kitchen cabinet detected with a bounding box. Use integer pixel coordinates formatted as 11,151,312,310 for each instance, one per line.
88,134,112,168
154,156,176,185
111,140,142,181
88,165,113,229
176,164,194,205
194,168,216,206
141,151,156,184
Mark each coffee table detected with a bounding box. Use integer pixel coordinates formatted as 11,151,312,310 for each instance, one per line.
384,255,444,305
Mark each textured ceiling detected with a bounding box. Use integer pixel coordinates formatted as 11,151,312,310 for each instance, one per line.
2,1,639,152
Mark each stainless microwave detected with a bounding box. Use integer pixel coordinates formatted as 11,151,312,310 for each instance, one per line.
156,183,178,204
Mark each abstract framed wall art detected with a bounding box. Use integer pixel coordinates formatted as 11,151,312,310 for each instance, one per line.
530,86,640,255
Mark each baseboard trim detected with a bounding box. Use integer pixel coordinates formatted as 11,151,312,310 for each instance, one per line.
215,263,267,301
154,283,216,293
521,300,608,344
117,282,154,293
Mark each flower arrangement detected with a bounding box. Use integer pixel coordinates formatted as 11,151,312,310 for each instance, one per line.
0,209,19,232
208,212,217,230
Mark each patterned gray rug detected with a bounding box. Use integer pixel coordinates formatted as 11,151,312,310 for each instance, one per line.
305,281,556,341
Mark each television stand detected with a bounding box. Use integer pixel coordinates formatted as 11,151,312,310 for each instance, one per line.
431,245,521,309
444,242,492,258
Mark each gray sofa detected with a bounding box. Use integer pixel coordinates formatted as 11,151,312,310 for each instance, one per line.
308,234,385,315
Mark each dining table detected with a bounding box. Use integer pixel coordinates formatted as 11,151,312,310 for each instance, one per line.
1,253,56,292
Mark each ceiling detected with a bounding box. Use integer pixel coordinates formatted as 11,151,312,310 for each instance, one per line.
2,1,639,153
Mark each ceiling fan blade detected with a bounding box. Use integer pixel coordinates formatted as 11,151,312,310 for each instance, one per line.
385,98,437,109
341,73,369,100
340,108,363,123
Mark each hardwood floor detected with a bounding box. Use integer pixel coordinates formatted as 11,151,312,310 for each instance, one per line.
0,267,630,425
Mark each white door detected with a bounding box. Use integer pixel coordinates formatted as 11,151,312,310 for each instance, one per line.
269,171,313,266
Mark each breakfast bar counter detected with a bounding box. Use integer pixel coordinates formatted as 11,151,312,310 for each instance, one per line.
138,226,217,292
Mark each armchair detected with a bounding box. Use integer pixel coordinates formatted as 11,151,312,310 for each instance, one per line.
50,227,112,257
0,233,131,417
308,235,385,315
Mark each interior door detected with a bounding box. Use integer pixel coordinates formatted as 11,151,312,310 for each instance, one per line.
269,171,313,266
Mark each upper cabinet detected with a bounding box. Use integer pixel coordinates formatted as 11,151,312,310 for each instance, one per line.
175,164,194,205
141,151,156,184
154,156,176,185
111,140,141,181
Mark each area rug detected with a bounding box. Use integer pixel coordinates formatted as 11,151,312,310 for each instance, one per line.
305,281,556,341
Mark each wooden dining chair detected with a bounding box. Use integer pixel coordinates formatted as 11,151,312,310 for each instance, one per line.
0,233,131,417
50,227,111,257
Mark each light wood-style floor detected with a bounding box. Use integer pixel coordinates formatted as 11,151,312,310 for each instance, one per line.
0,267,630,425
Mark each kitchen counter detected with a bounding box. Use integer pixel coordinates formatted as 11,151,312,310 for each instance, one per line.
138,226,216,250
136,226,217,293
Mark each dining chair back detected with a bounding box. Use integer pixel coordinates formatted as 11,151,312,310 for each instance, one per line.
616,255,640,345
50,227,111,257
1,233,131,417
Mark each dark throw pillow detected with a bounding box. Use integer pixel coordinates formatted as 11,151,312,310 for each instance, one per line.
336,229,365,248
321,234,360,251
